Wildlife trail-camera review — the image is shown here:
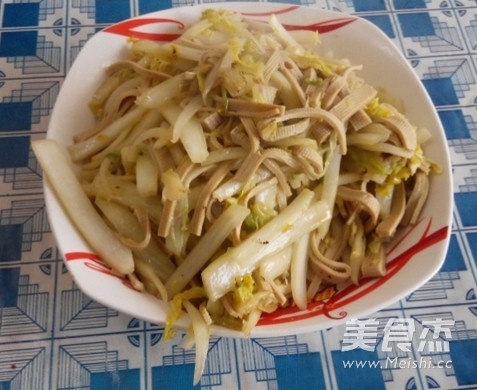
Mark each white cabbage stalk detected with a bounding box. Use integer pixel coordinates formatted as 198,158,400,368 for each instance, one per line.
318,148,341,238
213,168,272,202
270,71,301,109
254,182,277,210
136,153,158,197
252,84,278,104
127,109,165,145
169,44,205,62
348,220,366,285
172,95,203,143
338,173,362,186
69,106,146,162
166,204,250,295
131,126,169,148
211,179,244,202
164,196,189,257
95,198,176,280
307,274,322,301
136,74,182,108
346,132,388,146
376,187,394,219
416,126,432,145
359,142,414,158
181,18,212,39
134,256,169,301
130,39,164,57
32,139,134,274
201,190,331,301
290,232,310,309
158,101,209,163
161,169,188,201
269,14,301,49
183,301,209,386
258,246,292,281
97,178,163,224
242,309,262,337
202,147,247,166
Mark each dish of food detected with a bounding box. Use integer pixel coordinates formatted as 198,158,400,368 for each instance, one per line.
36,1,452,357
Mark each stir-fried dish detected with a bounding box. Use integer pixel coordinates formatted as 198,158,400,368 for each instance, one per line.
33,9,439,383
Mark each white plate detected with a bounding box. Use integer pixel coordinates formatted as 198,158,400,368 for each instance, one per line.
44,2,453,337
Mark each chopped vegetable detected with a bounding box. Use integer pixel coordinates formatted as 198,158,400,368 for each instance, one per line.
32,139,134,274
201,190,331,301
183,301,210,385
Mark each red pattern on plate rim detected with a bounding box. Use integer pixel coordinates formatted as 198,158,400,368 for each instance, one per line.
64,219,449,326
65,251,136,290
103,8,357,41
104,17,186,41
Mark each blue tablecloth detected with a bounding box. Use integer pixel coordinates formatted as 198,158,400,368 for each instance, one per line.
1,0,476,389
